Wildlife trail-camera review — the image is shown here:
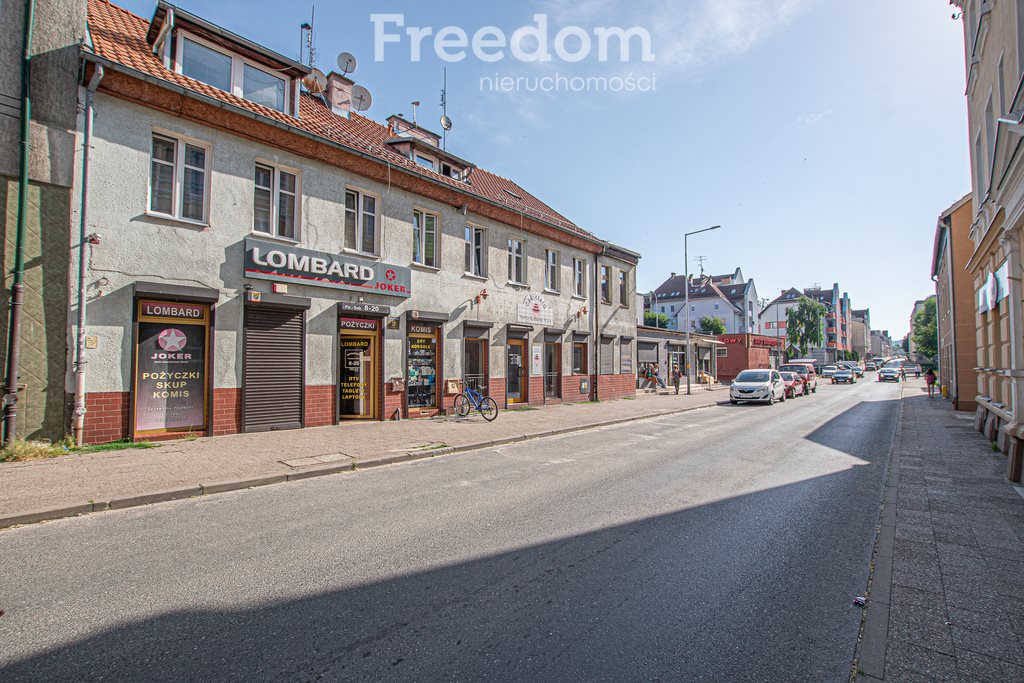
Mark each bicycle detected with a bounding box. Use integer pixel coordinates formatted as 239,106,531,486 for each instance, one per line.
453,384,498,421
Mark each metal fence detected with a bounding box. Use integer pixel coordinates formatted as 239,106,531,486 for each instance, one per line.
463,374,488,395
543,372,560,399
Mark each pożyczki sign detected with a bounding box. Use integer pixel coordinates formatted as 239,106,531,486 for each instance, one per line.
133,299,210,436
244,237,412,297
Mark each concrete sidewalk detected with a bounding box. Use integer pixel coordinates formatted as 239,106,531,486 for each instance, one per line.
857,379,1024,682
0,389,727,528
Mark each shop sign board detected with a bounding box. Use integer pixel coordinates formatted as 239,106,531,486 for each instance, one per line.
518,293,553,326
244,237,411,297
531,344,543,375
340,302,391,316
133,300,210,435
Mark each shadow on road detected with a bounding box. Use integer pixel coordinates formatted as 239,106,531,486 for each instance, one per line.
0,401,900,681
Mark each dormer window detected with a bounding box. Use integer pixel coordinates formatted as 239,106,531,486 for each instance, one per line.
176,33,290,114
415,154,436,171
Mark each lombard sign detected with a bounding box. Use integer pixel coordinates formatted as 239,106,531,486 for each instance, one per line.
517,292,553,325
244,238,412,298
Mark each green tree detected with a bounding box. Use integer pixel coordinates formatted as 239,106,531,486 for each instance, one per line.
644,311,670,328
786,298,827,356
698,315,726,335
911,297,938,360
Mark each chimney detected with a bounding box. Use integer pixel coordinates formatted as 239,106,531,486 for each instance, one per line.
670,272,676,278
326,72,354,117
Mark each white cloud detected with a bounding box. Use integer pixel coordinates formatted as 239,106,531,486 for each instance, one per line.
540,0,815,75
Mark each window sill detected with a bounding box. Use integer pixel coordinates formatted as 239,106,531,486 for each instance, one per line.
342,248,381,261
543,288,561,295
410,262,441,273
144,211,210,230
571,294,587,301
507,281,530,290
250,231,300,245
462,272,487,282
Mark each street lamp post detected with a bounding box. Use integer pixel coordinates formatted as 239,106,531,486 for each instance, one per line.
684,225,721,395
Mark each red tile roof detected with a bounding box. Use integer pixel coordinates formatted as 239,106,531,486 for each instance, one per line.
86,0,592,239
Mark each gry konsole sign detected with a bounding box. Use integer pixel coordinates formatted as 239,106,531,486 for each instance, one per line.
244,237,412,298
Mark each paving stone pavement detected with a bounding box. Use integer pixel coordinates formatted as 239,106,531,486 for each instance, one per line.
0,389,726,525
873,380,1024,682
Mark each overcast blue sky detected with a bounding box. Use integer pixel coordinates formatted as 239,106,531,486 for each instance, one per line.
117,0,970,339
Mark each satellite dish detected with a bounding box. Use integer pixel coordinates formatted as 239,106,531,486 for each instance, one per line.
440,114,453,131
337,52,358,76
301,68,327,94
350,84,372,112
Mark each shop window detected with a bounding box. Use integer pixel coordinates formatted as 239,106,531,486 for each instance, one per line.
149,132,209,223
407,325,439,409
253,163,298,240
600,266,611,303
345,189,378,255
545,250,559,291
463,338,488,394
465,226,486,276
508,238,525,284
573,258,586,297
573,342,588,374
413,209,438,267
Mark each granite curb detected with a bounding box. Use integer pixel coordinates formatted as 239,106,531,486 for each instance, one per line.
854,383,904,682
0,398,728,530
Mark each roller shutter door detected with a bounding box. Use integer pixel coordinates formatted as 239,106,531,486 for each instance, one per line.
600,337,615,375
243,307,304,432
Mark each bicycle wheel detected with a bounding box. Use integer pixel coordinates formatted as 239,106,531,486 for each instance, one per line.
480,397,499,421
453,394,471,418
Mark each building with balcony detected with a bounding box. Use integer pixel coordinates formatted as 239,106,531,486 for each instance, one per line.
69,0,639,443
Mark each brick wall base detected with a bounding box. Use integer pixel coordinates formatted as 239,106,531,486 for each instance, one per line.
597,373,635,402
82,391,130,444
305,385,336,427
212,388,240,436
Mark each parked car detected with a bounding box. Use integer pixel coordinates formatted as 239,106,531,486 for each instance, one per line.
878,366,902,382
780,371,804,398
730,369,787,405
821,365,839,378
779,363,818,394
832,368,856,384
865,362,877,371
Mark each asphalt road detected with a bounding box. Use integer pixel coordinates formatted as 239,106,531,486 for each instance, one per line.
0,379,901,681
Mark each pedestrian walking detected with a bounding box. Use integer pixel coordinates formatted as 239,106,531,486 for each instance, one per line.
900,367,907,382
671,365,682,395
925,368,937,398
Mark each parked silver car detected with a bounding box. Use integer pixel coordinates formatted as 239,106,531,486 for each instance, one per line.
730,369,787,405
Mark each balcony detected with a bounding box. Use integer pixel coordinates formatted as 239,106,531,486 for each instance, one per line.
827,342,838,349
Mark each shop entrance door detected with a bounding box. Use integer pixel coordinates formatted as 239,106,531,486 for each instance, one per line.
339,334,377,419
507,338,527,404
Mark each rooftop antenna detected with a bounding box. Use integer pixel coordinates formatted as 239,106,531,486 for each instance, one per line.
411,100,420,126
439,67,453,150
696,255,708,278
350,84,373,112
299,7,317,67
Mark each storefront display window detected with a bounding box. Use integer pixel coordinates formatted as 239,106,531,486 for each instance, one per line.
407,324,439,409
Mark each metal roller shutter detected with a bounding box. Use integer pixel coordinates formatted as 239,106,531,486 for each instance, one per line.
243,307,305,432
600,337,615,375
638,342,658,363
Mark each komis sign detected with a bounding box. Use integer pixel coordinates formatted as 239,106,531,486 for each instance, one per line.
244,238,412,298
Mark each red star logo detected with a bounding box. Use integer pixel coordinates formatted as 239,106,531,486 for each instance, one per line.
385,269,396,281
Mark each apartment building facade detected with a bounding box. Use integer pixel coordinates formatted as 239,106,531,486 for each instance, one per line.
932,193,977,411
954,0,1024,481
760,284,852,363
649,269,760,334
74,0,638,443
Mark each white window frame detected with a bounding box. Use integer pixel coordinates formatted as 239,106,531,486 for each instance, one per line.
508,237,526,284
465,225,486,277
344,187,380,256
412,208,439,268
414,152,438,171
175,30,291,115
147,129,211,225
252,159,301,241
545,249,559,292
572,258,587,298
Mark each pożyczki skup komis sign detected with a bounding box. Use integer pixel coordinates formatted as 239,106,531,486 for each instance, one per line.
133,300,211,436
243,237,412,297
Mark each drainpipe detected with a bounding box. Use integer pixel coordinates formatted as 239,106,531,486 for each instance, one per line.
3,0,36,445
73,65,104,446
592,250,600,401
